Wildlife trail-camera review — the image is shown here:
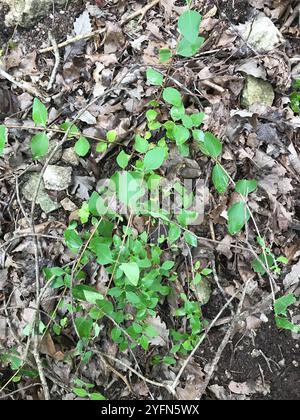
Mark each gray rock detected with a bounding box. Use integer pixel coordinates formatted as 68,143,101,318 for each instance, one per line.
43,165,72,191
62,148,79,166
22,173,60,213
192,279,211,305
2,0,67,27
237,13,284,53
241,75,274,108
181,159,201,179
41,140,63,165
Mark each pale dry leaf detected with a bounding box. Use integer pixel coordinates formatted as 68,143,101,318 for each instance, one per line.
74,10,92,36
283,260,300,290
146,316,169,346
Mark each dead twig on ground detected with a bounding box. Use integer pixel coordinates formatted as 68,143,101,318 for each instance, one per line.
122,0,160,25
47,32,60,91
0,68,47,100
39,28,106,54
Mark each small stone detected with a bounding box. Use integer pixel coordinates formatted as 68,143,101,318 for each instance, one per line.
241,75,275,108
43,165,72,191
181,167,201,179
237,13,284,53
22,173,60,213
62,148,79,166
41,140,63,165
2,0,67,27
60,197,77,212
192,279,211,305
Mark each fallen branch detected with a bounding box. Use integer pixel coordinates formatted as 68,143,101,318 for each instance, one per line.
47,32,60,91
122,0,160,25
39,28,106,54
0,68,47,100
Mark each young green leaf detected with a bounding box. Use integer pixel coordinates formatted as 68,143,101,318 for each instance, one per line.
75,136,90,157
177,37,205,58
0,125,7,156
168,223,181,243
73,388,89,398
251,254,275,275
274,294,296,316
170,104,185,121
228,202,250,235
146,109,158,122
275,316,300,334
60,121,80,138
106,130,117,143
184,231,198,247
146,68,164,86
163,87,182,107
120,262,140,286
191,112,205,127
32,98,48,127
159,48,173,63
134,135,149,154
64,228,83,253
75,317,93,339
199,132,222,159
178,10,202,43
96,142,108,153
235,179,258,196
117,150,130,169
174,125,190,145
144,147,165,172
31,132,49,160
212,163,229,194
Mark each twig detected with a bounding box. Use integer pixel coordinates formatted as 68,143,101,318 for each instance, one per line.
169,289,240,394
0,383,41,400
197,281,250,400
39,28,106,54
47,32,60,91
92,350,169,391
0,68,47,100
122,0,160,25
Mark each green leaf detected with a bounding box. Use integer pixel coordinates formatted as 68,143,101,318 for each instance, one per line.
73,388,89,398
75,136,90,157
0,125,8,156
182,115,193,129
178,10,202,43
168,223,181,243
90,393,106,401
275,316,300,333
163,87,182,107
159,48,172,63
235,179,258,196
251,254,275,275
274,294,296,316
170,104,185,121
120,262,140,286
134,135,149,153
191,112,205,127
117,150,130,169
146,68,164,86
146,109,158,122
212,164,229,194
75,317,93,339
144,147,165,172
31,132,49,160
79,202,90,223
174,125,190,145
60,121,80,138
199,132,222,158
106,130,117,143
73,285,104,304
184,231,198,247
228,202,250,235
32,98,48,127
177,36,205,58
96,142,108,153
64,229,83,253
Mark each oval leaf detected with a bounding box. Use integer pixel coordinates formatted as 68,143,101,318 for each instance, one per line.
32,98,48,127
163,87,182,107
120,262,140,286
212,164,229,194
144,147,166,172
75,136,90,157
31,132,49,160
228,202,251,236
147,68,164,86
235,179,258,196
0,125,8,156
178,10,202,44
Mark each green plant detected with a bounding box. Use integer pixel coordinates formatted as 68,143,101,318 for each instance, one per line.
290,79,300,114
274,294,300,334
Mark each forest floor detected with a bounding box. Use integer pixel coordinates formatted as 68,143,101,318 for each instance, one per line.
0,0,299,401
